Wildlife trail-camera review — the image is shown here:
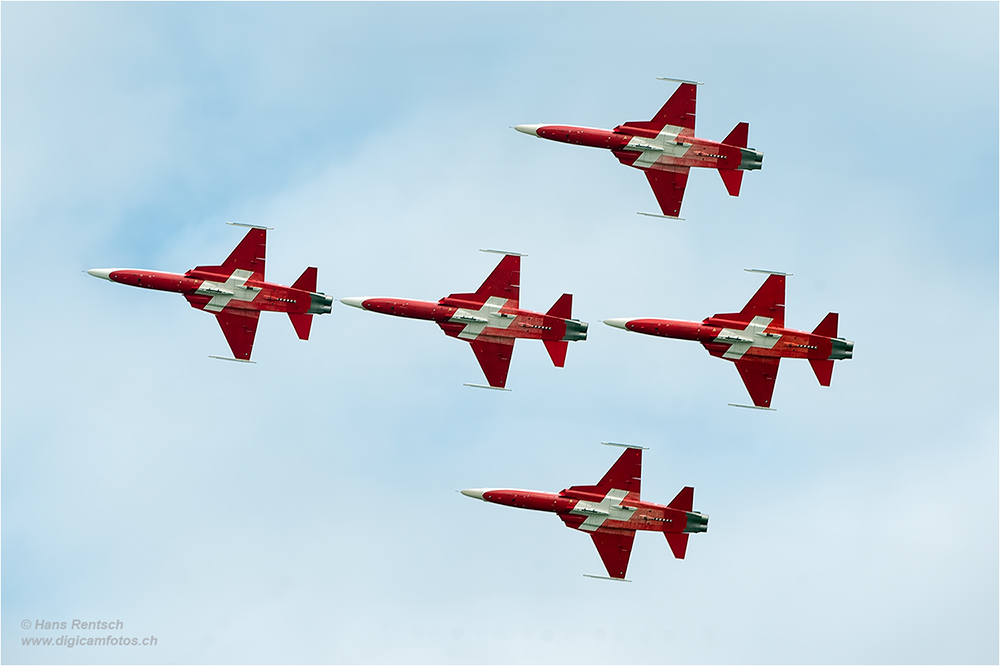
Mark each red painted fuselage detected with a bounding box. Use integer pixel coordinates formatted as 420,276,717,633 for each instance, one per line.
88,228,332,360
468,487,706,538
604,273,853,408
515,82,763,217
96,268,326,318
462,445,706,580
618,316,850,364
341,253,587,388
347,296,583,345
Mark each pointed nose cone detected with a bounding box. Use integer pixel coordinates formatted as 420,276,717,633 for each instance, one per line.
87,268,115,281
460,489,488,501
602,318,631,330
514,124,543,137
339,297,368,310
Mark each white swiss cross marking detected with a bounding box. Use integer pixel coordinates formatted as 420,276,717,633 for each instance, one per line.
628,124,693,169
451,296,517,341
715,316,781,360
570,489,637,532
196,269,262,312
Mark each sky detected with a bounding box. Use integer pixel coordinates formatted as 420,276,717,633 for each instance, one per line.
2,2,997,664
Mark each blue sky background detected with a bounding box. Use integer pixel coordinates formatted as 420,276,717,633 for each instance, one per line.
2,3,997,664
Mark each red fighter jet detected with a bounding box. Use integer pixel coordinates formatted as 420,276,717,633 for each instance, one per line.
604,270,854,409
87,224,333,362
461,442,707,581
339,250,588,390
514,78,763,219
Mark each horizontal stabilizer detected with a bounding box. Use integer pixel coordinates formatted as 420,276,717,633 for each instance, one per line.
292,266,318,292
722,121,749,149
547,293,573,319
667,486,694,512
289,313,313,341
718,168,744,197
543,340,568,368
665,532,689,559
812,312,839,338
809,359,834,387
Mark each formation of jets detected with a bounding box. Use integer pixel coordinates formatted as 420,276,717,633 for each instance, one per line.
86,80,852,580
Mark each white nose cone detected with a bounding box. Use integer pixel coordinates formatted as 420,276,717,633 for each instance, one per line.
602,318,631,330
514,124,543,136
460,488,489,501
87,268,115,281
339,297,368,310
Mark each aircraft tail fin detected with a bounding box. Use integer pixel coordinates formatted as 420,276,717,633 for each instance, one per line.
664,532,689,560
292,266,318,292
809,359,834,387
543,340,568,368
722,121,749,149
812,312,839,338
809,313,840,386
289,313,313,340
718,168,744,196
546,293,573,319
667,486,694,512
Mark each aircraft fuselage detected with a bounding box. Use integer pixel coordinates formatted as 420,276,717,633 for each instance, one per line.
342,297,587,343
612,316,854,362
461,487,708,536
88,268,333,316
519,124,763,174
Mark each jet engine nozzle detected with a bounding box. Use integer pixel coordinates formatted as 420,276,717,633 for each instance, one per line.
739,148,764,171
308,292,334,315
563,319,589,342
829,338,854,360
684,512,709,533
